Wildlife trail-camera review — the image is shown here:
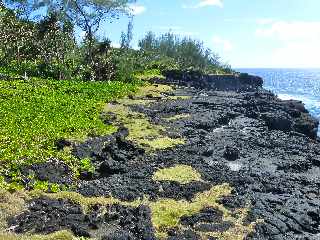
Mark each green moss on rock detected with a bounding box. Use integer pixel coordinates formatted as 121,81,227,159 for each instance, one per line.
103,84,185,151
153,165,202,184
0,230,75,240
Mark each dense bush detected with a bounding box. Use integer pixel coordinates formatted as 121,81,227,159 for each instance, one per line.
0,3,233,82
138,31,233,74
0,6,81,80
35,13,77,80
0,6,35,64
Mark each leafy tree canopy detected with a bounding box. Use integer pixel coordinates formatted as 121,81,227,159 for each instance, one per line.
4,0,135,39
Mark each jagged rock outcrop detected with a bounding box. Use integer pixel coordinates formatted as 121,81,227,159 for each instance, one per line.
163,70,263,91
161,71,318,139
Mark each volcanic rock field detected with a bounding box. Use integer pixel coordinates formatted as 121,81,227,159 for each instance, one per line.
4,73,320,240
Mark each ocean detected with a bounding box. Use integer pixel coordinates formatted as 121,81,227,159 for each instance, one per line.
237,68,320,137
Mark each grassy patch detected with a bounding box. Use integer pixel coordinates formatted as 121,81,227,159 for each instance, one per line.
150,183,258,239
0,231,75,240
119,83,174,106
0,78,138,186
151,166,259,239
134,83,173,98
134,69,165,81
202,207,261,240
0,189,28,230
79,158,96,175
139,137,185,150
1,181,258,240
153,165,202,184
103,84,185,151
119,98,156,106
165,96,191,100
150,183,232,238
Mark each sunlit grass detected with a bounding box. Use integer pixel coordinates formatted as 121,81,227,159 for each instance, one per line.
0,231,75,240
0,78,139,186
103,83,185,151
153,165,202,184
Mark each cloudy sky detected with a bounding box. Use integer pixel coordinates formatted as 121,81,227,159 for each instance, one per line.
102,0,320,68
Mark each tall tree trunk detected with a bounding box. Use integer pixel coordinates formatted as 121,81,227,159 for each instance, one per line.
87,27,95,81
17,46,20,64
88,28,93,62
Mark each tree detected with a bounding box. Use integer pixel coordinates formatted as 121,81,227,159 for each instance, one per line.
62,0,135,62
138,31,157,51
120,17,133,49
138,31,225,72
0,4,79,79
4,0,135,62
36,12,77,79
0,5,35,64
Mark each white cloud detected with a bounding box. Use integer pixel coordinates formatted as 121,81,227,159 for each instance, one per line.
271,41,320,68
183,0,223,9
256,21,320,41
213,36,233,51
256,21,320,67
197,0,223,8
128,4,146,16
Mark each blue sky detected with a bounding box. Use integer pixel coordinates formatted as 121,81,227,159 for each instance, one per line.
99,0,320,68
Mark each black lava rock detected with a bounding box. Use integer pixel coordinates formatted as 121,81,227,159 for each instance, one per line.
10,74,320,240
9,198,156,240
223,145,240,161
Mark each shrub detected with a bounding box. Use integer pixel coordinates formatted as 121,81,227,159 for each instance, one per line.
138,31,229,74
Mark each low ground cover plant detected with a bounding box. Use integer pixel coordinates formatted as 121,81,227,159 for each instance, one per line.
0,78,139,189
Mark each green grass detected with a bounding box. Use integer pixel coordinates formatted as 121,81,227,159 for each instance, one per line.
133,69,165,81
0,231,75,240
164,114,191,121
0,177,258,240
150,183,233,238
102,82,185,151
153,165,202,184
0,77,139,186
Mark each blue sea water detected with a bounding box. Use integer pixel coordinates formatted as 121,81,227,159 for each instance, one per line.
237,68,320,136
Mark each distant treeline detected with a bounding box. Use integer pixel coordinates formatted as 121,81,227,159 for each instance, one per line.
139,32,231,73
0,0,232,81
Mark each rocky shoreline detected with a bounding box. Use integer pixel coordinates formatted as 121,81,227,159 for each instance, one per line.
5,73,320,239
